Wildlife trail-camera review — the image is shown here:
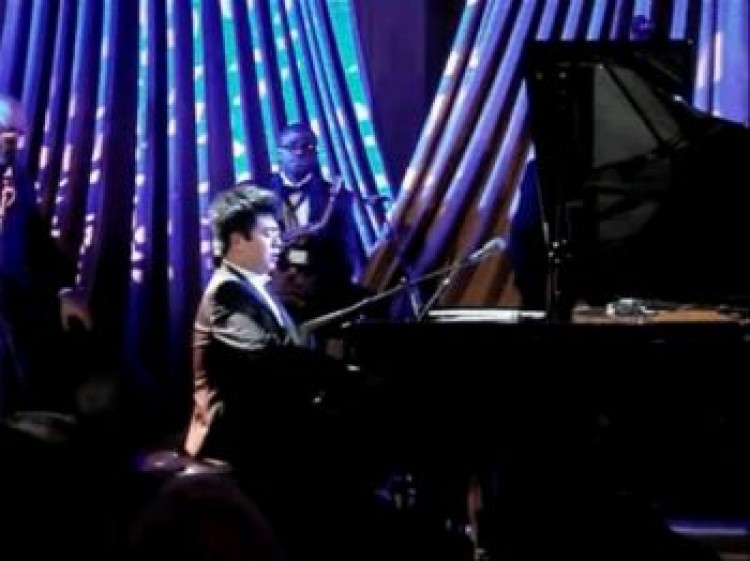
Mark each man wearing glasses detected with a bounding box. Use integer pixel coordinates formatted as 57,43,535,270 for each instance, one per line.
267,123,360,339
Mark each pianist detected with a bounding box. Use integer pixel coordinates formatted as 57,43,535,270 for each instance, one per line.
182,183,376,561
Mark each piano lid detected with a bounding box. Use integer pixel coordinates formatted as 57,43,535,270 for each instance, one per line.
524,40,750,315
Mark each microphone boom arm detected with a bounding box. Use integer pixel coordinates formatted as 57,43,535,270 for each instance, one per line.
299,237,506,336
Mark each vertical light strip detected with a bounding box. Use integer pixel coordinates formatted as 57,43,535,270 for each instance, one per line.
20,0,48,180
419,0,508,207
586,0,608,40
298,0,370,245
192,0,214,281
35,0,71,203
609,0,625,39
304,3,364,199
0,0,25,89
245,0,276,165
711,0,724,116
318,0,380,243
76,0,113,286
561,0,585,40
165,0,179,288
670,0,690,39
537,0,560,40
218,0,250,181
477,3,536,212
270,0,300,123
166,0,195,367
327,0,391,201
415,0,530,275
439,0,511,208
401,0,484,197
51,0,89,239
474,0,537,210
713,0,748,124
479,88,529,216
130,0,150,286
285,0,330,174
693,0,714,111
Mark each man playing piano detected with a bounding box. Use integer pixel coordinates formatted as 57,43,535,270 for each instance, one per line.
182,183,376,560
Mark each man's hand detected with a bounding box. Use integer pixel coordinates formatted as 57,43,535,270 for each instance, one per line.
58,287,93,331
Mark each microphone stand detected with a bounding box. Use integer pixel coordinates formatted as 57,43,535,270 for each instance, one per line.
300,251,484,338
416,258,464,322
375,202,422,321
417,238,507,322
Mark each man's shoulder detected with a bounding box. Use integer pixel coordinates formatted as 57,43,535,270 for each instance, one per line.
204,266,246,296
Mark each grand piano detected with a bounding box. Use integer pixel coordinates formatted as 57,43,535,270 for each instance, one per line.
337,39,750,557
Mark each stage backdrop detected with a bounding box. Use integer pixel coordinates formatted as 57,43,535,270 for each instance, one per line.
363,0,749,314
0,0,392,421
1,0,748,426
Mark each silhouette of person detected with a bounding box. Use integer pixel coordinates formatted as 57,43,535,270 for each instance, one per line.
129,473,285,561
181,183,389,561
0,94,91,415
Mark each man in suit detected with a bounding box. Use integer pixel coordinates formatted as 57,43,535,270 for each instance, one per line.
182,183,377,560
267,123,362,327
183,184,306,464
0,94,91,416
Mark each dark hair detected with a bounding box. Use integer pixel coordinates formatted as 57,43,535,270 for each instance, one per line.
129,474,284,561
210,183,279,256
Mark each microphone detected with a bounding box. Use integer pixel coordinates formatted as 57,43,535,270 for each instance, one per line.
465,237,507,264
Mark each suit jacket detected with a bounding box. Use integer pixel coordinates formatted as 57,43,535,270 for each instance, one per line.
267,173,360,321
1,163,77,414
183,262,305,459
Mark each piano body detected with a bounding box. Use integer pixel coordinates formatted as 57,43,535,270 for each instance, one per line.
335,40,750,553
522,39,750,318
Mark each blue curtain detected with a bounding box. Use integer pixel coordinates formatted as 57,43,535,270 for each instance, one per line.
0,0,391,420
1,0,748,421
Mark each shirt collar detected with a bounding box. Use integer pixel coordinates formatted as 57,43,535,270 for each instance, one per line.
279,171,313,189
223,259,270,288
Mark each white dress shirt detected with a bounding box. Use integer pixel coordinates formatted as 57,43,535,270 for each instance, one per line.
280,171,312,226
224,260,286,328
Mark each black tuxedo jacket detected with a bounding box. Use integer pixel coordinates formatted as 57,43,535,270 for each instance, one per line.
184,262,307,458
267,173,360,320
